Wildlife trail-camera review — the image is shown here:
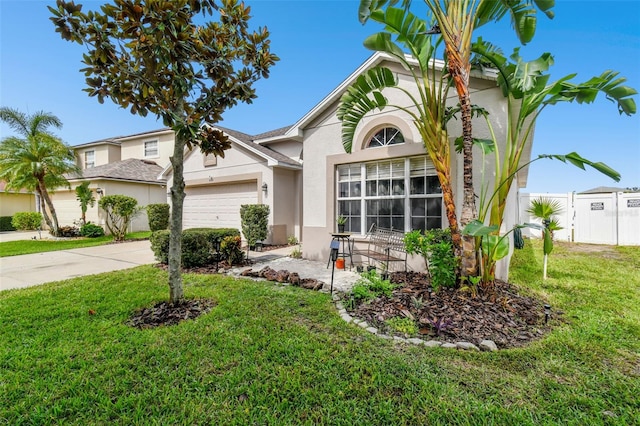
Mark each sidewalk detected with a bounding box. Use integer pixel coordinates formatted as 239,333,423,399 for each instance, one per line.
0,241,361,293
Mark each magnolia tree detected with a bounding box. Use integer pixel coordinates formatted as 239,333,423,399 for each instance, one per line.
51,0,278,304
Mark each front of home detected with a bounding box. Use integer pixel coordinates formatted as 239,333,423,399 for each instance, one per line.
49,52,530,278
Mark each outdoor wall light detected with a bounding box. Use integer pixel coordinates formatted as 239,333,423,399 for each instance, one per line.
96,188,103,195
262,182,268,193
544,304,551,324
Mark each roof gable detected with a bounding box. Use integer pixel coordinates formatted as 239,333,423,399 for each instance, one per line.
68,158,165,184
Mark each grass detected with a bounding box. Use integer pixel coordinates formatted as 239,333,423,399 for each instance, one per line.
0,231,151,257
1,240,638,424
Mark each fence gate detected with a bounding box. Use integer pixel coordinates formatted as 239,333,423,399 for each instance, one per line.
519,192,640,246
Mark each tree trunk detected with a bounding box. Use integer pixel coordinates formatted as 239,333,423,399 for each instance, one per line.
35,186,53,231
448,49,477,277
543,254,548,280
38,180,60,236
168,133,186,305
437,167,461,256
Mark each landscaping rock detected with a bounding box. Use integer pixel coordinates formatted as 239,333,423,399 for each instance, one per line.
424,340,442,347
479,340,498,352
408,338,425,345
288,272,300,286
441,343,457,349
456,342,480,351
365,327,378,334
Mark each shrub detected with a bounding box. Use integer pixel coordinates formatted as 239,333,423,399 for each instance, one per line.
240,204,269,248
80,222,105,238
11,212,42,230
404,228,458,291
98,195,139,241
58,226,80,237
146,203,170,232
0,216,15,231
348,270,397,306
220,235,244,265
150,228,240,266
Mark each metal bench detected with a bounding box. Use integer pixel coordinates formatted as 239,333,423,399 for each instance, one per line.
352,224,407,272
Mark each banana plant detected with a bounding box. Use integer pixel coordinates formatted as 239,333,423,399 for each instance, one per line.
463,44,636,283
358,0,556,277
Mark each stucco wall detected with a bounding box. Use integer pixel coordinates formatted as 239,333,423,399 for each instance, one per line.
0,192,36,216
272,167,301,242
120,131,174,168
75,144,121,169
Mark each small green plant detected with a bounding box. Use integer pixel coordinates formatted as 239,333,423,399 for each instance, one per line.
75,181,96,225
11,212,42,230
336,215,347,225
290,246,302,259
347,270,397,307
221,235,244,265
287,235,298,245
411,296,424,310
404,229,458,291
146,203,170,232
386,317,418,336
459,275,482,298
80,223,105,238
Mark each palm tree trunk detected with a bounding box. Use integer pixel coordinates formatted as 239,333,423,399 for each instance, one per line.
436,167,462,256
448,48,477,277
37,180,60,236
168,132,186,305
35,186,53,231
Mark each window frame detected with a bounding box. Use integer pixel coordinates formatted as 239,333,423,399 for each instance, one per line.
84,150,95,169
336,155,443,235
143,140,159,158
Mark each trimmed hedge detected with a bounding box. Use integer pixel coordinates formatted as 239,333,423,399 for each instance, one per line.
0,216,16,232
147,203,170,232
150,227,240,267
11,212,42,230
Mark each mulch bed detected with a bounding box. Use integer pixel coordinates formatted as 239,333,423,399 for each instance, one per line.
349,271,561,349
128,299,216,329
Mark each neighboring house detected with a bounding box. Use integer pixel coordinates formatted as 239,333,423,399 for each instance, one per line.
49,128,174,232
160,126,302,245
52,159,166,232
162,52,531,279
0,181,36,217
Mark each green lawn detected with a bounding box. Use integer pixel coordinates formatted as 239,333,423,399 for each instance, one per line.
1,240,638,424
0,231,151,257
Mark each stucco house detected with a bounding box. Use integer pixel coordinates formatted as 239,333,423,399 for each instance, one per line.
161,52,530,278
50,129,172,232
160,126,302,245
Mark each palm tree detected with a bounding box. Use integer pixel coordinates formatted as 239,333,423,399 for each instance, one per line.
0,107,79,236
75,181,96,225
527,197,563,279
358,0,556,276
338,8,463,260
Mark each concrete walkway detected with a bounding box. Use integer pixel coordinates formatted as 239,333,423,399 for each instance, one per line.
0,235,361,293
0,240,156,291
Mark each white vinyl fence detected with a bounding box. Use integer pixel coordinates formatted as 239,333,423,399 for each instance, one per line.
519,192,640,246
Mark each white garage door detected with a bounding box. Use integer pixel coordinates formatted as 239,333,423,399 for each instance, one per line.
183,182,258,230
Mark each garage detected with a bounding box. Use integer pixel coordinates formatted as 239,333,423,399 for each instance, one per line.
183,181,258,230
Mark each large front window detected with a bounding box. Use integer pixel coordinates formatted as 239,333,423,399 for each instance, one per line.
337,156,442,233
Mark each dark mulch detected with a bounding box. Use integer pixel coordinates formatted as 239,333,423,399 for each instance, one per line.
349,271,560,349
128,299,216,329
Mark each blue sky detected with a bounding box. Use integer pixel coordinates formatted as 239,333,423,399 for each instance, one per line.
1,0,639,193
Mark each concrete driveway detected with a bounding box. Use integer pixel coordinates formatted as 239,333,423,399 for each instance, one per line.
0,240,156,292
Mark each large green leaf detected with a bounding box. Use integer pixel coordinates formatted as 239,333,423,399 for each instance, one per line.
540,152,621,182
337,66,397,153
475,0,555,44
543,228,553,255
483,235,510,262
462,220,498,236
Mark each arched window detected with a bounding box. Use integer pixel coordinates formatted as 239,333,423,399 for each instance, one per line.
367,127,404,148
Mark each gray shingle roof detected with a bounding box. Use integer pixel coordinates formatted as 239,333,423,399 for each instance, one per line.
215,125,300,168
68,158,165,183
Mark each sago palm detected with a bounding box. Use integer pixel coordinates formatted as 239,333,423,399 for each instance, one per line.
0,107,79,236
